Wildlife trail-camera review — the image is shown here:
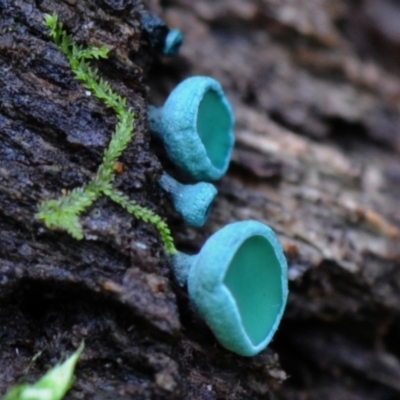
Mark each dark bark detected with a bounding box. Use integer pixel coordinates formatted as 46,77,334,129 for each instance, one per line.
1,0,400,399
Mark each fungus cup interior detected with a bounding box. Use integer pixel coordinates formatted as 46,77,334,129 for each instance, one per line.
196,88,232,170
223,235,283,346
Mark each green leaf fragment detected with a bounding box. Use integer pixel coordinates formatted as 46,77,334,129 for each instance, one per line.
3,343,84,400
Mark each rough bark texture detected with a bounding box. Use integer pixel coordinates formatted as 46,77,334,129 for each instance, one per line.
1,0,400,399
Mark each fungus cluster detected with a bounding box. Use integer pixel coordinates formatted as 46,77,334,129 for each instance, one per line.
147,22,288,357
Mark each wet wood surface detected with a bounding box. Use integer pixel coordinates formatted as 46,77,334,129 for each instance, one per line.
1,0,400,399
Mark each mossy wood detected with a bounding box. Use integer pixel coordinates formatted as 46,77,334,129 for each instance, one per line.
1,0,400,399
37,14,176,254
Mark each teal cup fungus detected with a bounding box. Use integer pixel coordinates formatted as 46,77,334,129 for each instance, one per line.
140,11,183,56
148,76,235,181
163,29,183,56
171,220,288,357
159,173,217,227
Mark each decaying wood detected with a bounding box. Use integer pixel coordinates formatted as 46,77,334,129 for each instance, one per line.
1,0,400,399
158,1,400,399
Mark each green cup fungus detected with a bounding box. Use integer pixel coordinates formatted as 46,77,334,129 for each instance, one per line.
171,220,288,356
163,29,183,56
148,76,235,181
159,173,217,227
140,11,183,56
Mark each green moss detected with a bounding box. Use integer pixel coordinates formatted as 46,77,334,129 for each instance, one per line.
36,14,176,254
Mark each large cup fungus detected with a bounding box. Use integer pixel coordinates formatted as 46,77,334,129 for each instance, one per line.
148,76,235,181
171,220,288,356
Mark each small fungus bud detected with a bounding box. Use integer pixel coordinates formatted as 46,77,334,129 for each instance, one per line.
159,173,217,227
140,11,183,56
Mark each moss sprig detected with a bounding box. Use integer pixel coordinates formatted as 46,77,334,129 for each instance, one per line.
104,188,176,254
36,14,176,254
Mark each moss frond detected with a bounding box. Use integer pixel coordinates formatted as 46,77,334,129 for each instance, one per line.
37,14,175,254
36,186,99,239
104,188,177,254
